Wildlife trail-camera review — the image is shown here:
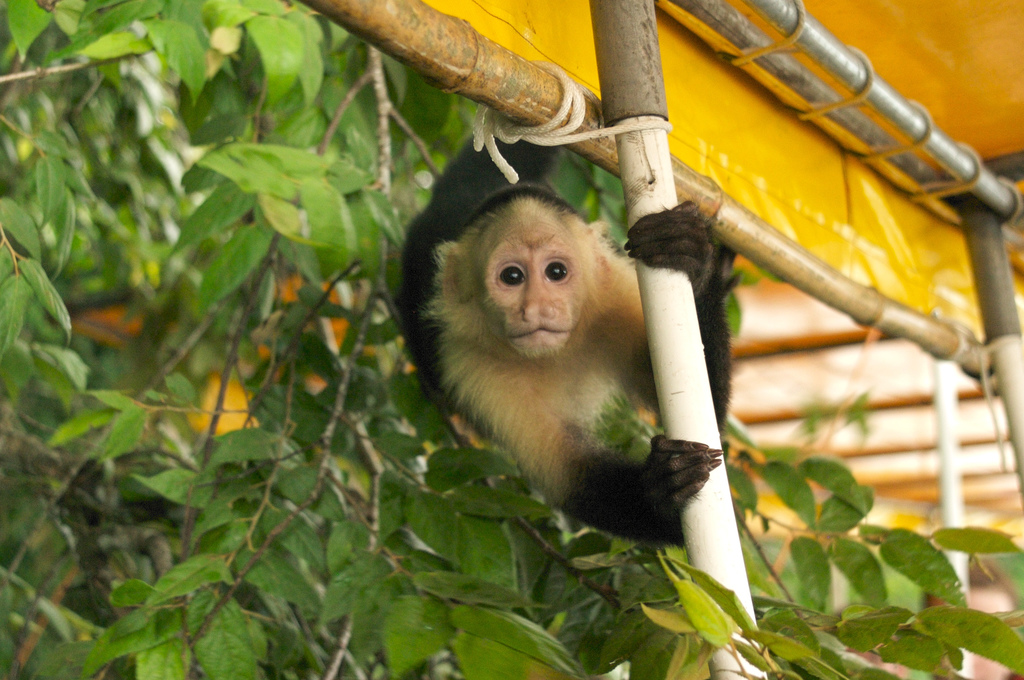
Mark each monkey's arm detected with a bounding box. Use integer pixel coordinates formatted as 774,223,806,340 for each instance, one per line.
562,436,722,545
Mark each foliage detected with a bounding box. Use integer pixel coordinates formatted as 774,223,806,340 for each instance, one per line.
1,1,1022,680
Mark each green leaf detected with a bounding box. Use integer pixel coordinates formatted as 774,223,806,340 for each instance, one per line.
203,0,256,29
165,373,196,404
176,182,256,251
405,490,460,564
78,31,152,59
447,486,551,520
150,555,232,604
746,629,816,661
194,598,257,680
258,193,302,240
451,631,574,680
35,155,66,229
829,537,887,607
99,404,147,460
38,343,87,387
457,516,514,589
244,549,320,618
835,606,912,652
8,0,52,57
146,19,206,100
450,605,583,677
197,225,273,310
641,604,697,634
816,496,867,533
20,259,71,341
322,552,395,621
879,529,964,607
82,609,181,677
134,469,196,504
932,527,1022,554
672,562,756,632
290,11,323,106
413,572,539,609
328,156,374,195
90,389,137,411
246,15,304,104
425,447,517,492
674,580,736,647
915,605,1024,673
0,198,41,260
110,579,157,607
0,275,31,360
136,637,187,680
210,428,278,466
727,463,758,513
799,456,872,514
762,461,817,528
877,630,945,672
54,0,84,34
790,537,831,611
48,408,114,446
384,596,454,678
51,189,75,276
198,143,329,199
299,179,357,255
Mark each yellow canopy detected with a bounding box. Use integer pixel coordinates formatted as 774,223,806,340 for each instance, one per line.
423,0,1024,335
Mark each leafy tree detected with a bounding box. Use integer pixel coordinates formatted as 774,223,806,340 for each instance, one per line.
1,1,1021,679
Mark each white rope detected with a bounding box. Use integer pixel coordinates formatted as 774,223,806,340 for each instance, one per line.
472,62,673,183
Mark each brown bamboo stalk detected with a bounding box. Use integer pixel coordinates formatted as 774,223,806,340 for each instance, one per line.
297,0,982,374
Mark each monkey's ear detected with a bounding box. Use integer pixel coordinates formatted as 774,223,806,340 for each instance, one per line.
437,242,476,303
588,219,611,237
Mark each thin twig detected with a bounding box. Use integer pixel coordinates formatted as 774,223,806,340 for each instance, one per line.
733,499,794,601
0,57,123,86
247,261,359,421
143,297,228,394
512,518,621,608
317,70,373,156
321,616,353,680
180,233,281,558
368,48,392,193
192,272,382,646
389,108,441,177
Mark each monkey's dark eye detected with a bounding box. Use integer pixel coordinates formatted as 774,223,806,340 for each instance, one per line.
500,266,525,285
545,262,568,281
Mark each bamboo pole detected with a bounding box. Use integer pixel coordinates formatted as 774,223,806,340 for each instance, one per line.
295,0,983,371
589,3,759,677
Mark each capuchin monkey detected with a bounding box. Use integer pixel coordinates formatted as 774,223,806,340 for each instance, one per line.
397,141,733,546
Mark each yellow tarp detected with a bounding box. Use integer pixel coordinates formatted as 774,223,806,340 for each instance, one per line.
423,0,1024,335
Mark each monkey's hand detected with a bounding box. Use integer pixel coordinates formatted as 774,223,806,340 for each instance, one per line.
642,434,723,517
624,201,715,295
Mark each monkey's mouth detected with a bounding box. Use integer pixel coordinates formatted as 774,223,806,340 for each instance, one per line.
508,328,571,352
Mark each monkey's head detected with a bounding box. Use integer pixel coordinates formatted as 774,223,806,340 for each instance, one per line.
436,188,610,358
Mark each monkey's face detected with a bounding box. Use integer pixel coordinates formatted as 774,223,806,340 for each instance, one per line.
482,226,586,358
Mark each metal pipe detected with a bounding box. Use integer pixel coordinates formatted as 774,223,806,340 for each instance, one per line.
297,0,982,372
591,2,758,677
662,0,943,199
959,197,1024,501
731,0,1019,220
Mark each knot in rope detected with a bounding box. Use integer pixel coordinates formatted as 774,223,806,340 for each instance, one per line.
472,62,672,183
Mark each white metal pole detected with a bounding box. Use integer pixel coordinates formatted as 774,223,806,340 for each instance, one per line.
590,3,757,676
620,124,757,680
933,358,974,675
